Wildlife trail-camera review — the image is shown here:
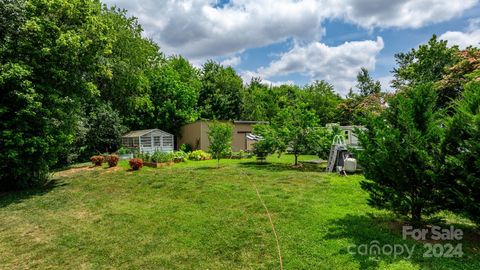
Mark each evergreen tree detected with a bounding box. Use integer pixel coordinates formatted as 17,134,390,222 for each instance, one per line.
442,82,480,225
357,83,444,223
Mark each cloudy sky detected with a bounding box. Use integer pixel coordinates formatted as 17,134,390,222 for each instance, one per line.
102,0,480,95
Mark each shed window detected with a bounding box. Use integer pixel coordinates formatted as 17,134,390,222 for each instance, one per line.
141,136,152,147
162,136,173,147
122,137,136,147
153,136,161,146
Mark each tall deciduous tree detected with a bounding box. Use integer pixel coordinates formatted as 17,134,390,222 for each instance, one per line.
357,83,444,223
241,78,279,121
199,61,244,120
146,56,201,135
301,80,342,125
0,0,112,190
98,7,161,128
438,47,480,107
392,35,459,107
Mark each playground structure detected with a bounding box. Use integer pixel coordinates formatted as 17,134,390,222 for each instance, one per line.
326,135,360,173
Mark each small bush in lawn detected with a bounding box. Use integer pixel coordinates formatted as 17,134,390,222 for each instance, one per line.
90,155,104,166
188,150,212,161
107,155,119,167
129,158,143,170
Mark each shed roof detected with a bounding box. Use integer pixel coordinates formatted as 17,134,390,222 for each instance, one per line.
122,129,162,138
233,120,268,124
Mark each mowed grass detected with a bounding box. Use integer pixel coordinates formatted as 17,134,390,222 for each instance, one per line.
0,155,479,269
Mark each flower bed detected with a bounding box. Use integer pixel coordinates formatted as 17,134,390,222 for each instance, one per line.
144,161,175,168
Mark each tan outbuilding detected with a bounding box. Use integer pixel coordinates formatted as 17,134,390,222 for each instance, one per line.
177,120,265,152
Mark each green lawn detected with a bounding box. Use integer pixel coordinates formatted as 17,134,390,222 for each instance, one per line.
0,155,478,269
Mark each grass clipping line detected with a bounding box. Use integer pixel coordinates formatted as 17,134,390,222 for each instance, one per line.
241,170,283,270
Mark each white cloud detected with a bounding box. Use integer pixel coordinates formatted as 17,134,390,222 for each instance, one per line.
244,37,384,95
439,18,480,49
378,75,395,92
220,56,241,67
102,0,477,59
239,70,295,86
335,0,478,29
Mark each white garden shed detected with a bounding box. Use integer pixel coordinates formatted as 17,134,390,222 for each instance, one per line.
121,129,174,154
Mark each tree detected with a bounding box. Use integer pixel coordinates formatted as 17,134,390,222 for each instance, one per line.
251,124,278,161
314,126,341,160
392,35,459,107
85,103,127,155
442,82,480,225
0,0,113,190
357,83,444,223
337,93,391,125
199,61,244,120
97,7,161,128
241,78,276,121
208,122,233,167
146,56,201,135
356,68,381,97
437,47,480,107
301,80,342,125
257,103,320,166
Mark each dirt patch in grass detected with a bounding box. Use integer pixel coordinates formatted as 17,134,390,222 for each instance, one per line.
67,209,101,223
54,166,96,178
102,166,123,173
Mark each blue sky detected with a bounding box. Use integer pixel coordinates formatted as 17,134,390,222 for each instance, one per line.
103,0,480,95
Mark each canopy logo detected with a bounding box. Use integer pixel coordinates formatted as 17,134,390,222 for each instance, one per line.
347,225,464,259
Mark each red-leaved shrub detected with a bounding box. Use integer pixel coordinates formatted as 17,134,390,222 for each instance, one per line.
107,155,119,167
129,158,143,170
90,155,104,166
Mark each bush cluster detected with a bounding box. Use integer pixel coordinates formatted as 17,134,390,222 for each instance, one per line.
90,156,104,166
107,155,119,167
172,151,188,163
188,150,212,161
131,150,193,164
129,158,143,170
150,151,174,163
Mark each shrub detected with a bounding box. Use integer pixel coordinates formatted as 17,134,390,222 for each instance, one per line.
173,151,188,163
134,152,151,162
107,155,119,167
150,151,174,163
179,143,193,153
90,155,105,166
117,147,132,155
129,158,143,170
188,150,212,161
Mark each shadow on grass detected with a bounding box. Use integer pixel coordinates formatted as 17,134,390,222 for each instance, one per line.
238,161,324,173
0,179,67,208
324,213,480,269
194,166,221,170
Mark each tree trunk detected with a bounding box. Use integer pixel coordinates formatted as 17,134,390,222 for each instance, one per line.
294,154,298,166
411,204,422,225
